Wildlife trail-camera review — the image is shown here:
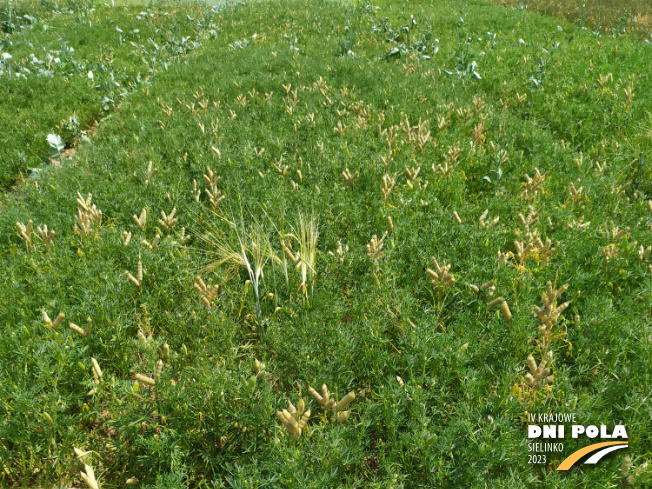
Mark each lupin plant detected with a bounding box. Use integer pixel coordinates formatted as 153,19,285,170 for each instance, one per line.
133,209,147,231
276,397,311,441
158,207,178,232
126,261,144,290
194,275,219,306
308,384,355,423
42,310,65,331
74,193,102,237
426,257,455,292
37,224,55,250
70,317,92,337
16,219,34,247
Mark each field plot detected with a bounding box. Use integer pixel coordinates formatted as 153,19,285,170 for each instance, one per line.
1,0,651,487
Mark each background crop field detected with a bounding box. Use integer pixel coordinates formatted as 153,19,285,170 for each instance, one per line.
0,0,651,487
493,0,652,39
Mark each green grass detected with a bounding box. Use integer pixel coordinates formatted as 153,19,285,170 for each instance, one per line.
1,0,651,487
0,0,215,190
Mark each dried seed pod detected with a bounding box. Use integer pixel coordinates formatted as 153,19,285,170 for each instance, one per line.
154,360,164,382
69,322,87,337
80,464,100,489
487,296,504,308
308,386,324,404
91,358,103,383
480,280,494,291
135,373,156,386
470,284,480,294
500,301,512,322
336,411,351,423
334,391,356,412
453,211,462,224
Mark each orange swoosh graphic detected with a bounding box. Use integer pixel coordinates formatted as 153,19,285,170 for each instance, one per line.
557,441,628,470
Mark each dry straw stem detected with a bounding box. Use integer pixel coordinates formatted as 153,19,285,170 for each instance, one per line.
74,447,91,462
133,209,147,231
43,310,65,331
426,257,455,292
205,216,280,326
276,398,311,440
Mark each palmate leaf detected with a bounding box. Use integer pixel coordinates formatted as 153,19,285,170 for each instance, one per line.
46,133,65,153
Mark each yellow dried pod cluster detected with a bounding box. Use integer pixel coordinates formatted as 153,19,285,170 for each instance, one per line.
70,317,92,338
342,167,359,185
144,160,158,187
426,257,455,292
520,168,548,201
534,281,570,344
328,239,348,263
74,193,103,237
133,209,147,231
381,173,396,200
404,166,421,189
37,224,55,250
366,232,387,262
525,351,553,389
470,280,512,322
479,209,499,229
194,276,219,306
158,207,178,232
204,166,225,208
16,219,34,245
141,234,160,250
91,357,103,384
253,359,266,379
276,398,311,440
308,384,355,423
43,310,65,331
126,261,143,290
